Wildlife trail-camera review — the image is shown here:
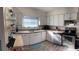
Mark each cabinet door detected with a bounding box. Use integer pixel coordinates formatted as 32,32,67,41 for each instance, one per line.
47,16,54,25
22,34,30,45
47,31,51,41
30,33,42,45
71,13,77,20
58,15,64,26
47,16,50,25
53,15,59,26
41,31,46,41
50,16,54,25
64,13,70,20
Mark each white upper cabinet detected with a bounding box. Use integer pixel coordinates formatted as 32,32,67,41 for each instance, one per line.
64,13,71,20
47,16,50,25
47,14,64,26
53,15,59,26
50,16,54,25
70,13,77,20
64,13,77,20
58,14,64,26
47,16,54,25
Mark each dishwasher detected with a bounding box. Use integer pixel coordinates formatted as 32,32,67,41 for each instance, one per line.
47,31,62,45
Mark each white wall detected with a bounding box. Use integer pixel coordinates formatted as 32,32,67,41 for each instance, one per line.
0,7,6,51
13,7,47,27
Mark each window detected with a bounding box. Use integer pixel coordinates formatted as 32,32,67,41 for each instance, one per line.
22,16,40,28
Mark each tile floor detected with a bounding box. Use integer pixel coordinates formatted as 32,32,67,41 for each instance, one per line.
23,40,76,51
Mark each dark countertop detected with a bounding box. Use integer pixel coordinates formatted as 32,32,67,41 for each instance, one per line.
13,30,46,34
12,29,64,34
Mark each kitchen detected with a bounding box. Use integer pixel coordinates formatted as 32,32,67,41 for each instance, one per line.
1,7,79,51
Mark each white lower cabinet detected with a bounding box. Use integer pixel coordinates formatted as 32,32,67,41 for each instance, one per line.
30,33,42,45
22,31,46,45
22,34,30,45
41,31,46,41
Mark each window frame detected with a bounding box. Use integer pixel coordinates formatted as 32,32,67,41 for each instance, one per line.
22,16,40,28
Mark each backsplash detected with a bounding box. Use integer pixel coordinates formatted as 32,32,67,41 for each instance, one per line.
15,25,65,31
50,26,65,30
39,25,65,30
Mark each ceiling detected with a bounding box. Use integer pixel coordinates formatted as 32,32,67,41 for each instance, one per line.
34,7,78,12
34,7,66,12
